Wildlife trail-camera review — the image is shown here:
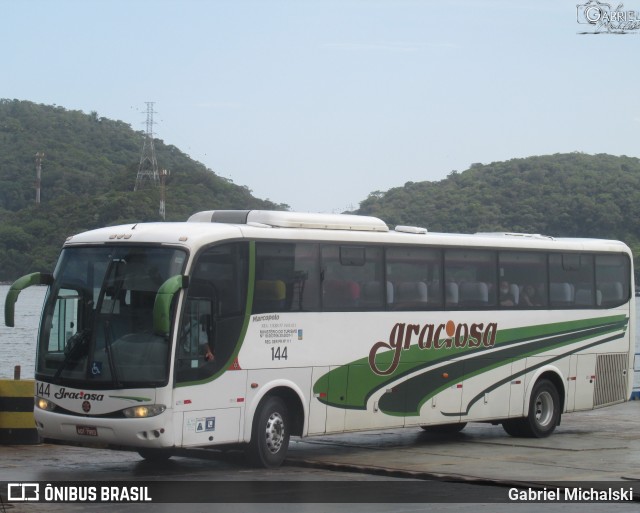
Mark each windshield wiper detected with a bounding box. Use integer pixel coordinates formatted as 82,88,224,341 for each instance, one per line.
102,320,121,387
92,257,128,387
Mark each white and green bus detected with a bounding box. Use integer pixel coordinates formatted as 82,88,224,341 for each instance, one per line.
5,210,635,467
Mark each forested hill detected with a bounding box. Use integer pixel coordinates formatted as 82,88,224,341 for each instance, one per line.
356,153,640,263
0,99,286,281
1,100,640,281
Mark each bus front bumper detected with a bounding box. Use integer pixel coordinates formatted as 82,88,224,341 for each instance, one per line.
34,408,176,449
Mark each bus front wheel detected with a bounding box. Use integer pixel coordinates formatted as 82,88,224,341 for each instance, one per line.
503,379,560,438
246,396,290,468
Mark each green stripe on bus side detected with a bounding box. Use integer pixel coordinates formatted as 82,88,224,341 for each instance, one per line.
458,318,628,391
313,314,628,412
234,240,256,368
348,315,628,412
314,315,625,409
107,395,152,403
379,317,628,416
492,314,627,347
447,331,626,418
176,241,256,388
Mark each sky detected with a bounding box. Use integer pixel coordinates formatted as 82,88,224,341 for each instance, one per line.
2,0,640,214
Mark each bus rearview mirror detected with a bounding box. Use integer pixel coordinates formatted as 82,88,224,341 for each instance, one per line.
153,275,189,337
5,272,53,327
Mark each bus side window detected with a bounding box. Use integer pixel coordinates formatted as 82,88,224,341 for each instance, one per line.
254,280,287,312
253,242,320,313
386,247,441,310
445,249,497,309
47,288,82,352
321,245,384,311
596,254,630,308
549,253,594,308
180,285,214,354
499,251,547,308
176,242,248,383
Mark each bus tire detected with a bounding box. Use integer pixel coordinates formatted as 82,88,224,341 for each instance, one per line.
246,396,290,468
420,422,467,434
501,418,526,437
504,379,560,438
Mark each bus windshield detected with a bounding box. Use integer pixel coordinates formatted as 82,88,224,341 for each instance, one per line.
36,246,187,388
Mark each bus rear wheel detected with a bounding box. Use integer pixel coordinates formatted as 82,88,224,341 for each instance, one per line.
246,396,290,468
503,379,560,438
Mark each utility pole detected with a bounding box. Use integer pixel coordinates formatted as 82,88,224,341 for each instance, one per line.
134,102,160,191
159,168,169,220
34,151,44,204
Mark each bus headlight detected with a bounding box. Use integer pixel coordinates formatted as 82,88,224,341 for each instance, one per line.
122,404,166,418
35,397,56,411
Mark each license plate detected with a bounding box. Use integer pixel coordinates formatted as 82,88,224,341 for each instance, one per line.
76,425,98,436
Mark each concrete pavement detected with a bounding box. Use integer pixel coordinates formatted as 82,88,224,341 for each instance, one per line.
287,400,640,484
0,401,638,488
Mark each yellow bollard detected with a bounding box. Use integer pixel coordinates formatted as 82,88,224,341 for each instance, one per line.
0,379,39,444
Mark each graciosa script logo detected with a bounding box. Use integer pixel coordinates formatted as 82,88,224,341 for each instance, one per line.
368,321,498,376
54,388,105,401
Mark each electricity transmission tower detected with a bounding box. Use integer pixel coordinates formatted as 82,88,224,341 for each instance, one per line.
134,102,160,191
